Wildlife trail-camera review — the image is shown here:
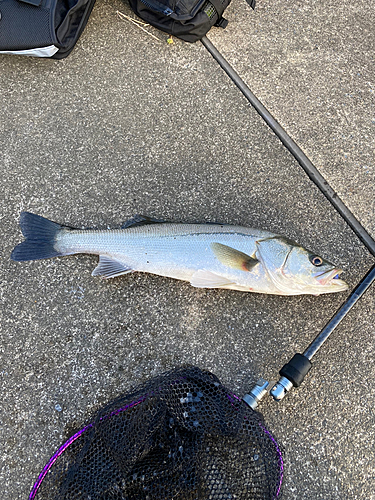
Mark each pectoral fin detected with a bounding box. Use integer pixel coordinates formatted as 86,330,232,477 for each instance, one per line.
92,256,133,279
210,243,259,271
190,270,236,288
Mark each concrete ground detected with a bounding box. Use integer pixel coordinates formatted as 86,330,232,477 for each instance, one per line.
0,0,374,499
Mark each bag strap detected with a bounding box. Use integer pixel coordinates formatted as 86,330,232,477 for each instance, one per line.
215,17,229,28
211,0,255,14
212,0,255,29
17,0,42,6
246,0,256,9
208,0,227,17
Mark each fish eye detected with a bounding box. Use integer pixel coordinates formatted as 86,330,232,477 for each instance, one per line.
310,255,323,266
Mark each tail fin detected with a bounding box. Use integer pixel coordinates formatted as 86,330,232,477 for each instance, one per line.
11,212,66,262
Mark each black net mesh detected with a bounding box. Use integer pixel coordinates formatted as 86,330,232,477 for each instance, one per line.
30,367,283,500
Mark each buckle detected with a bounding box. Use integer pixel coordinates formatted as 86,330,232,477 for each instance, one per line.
215,16,228,29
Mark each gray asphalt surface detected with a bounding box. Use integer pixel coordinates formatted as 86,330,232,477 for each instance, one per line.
1,0,374,499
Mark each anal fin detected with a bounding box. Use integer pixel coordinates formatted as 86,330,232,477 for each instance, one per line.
190,270,235,289
92,256,133,279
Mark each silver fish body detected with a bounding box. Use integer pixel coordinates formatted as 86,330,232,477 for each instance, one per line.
11,213,348,296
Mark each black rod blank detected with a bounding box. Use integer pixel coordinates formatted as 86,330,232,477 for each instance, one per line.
270,264,375,401
303,264,375,360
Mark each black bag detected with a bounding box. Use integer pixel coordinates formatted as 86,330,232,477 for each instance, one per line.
128,0,255,42
0,0,96,58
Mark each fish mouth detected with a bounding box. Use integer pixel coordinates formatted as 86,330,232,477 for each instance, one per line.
316,268,347,288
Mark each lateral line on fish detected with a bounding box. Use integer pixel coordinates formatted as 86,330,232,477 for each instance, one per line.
132,231,268,240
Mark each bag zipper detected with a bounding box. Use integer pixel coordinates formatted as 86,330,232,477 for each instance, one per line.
139,0,207,19
139,0,174,16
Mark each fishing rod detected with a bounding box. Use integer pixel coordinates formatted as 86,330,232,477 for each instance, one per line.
243,262,375,408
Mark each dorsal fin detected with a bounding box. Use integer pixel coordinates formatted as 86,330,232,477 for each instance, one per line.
121,214,167,229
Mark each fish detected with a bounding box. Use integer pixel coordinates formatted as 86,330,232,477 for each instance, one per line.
10,212,348,296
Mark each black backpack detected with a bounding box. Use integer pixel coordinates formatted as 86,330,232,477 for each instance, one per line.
128,0,255,42
0,0,96,58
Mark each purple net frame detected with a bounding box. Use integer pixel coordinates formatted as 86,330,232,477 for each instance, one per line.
29,398,145,499
29,391,283,499
260,423,284,499
228,392,284,499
